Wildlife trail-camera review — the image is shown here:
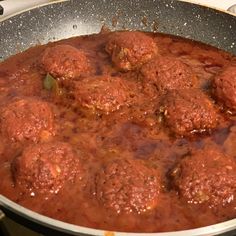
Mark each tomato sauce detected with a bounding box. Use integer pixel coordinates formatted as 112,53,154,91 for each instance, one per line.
0,31,236,233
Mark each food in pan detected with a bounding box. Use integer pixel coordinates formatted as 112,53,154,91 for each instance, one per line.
94,158,161,214
12,141,81,194
105,31,158,71
1,97,55,143
140,56,198,93
0,30,236,232
171,148,236,211
160,89,219,136
213,65,236,111
40,44,92,79
71,75,132,113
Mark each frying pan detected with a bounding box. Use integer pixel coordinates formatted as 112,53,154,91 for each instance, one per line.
0,0,236,235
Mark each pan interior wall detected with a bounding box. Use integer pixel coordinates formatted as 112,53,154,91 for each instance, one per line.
0,0,235,61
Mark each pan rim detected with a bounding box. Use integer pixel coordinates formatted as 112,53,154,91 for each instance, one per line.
0,0,235,24
179,0,236,16
0,0,69,23
1,194,236,236
0,0,235,235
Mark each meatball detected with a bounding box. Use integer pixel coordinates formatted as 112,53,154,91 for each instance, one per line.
72,76,131,113
213,65,236,111
12,142,80,193
12,70,43,96
0,97,55,142
105,31,158,71
40,44,91,79
171,148,236,210
94,158,161,214
141,56,197,93
161,89,218,136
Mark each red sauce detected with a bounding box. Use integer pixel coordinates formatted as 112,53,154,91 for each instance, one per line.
0,30,236,233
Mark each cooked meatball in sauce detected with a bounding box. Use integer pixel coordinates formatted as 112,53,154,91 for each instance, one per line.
141,56,198,93
213,65,236,112
71,75,132,113
4,70,43,97
12,142,80,194
0,30,236,233
0,97,55,143
161,89,219,136
106,31,158,71
40,44,91,79
93,158,161,214
171,148,236,215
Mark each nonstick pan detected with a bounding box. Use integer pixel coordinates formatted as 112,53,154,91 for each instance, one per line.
0,0,236,235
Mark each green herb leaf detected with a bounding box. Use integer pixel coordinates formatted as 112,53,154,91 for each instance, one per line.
43,73,64,96
44,73,56,91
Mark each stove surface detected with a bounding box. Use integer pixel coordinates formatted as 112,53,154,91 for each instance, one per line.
0,213,40,236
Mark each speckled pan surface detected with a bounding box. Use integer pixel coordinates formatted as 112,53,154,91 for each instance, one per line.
0,0,236,62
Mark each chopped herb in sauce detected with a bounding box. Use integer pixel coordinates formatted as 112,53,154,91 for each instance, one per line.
43,73,62,95
43,73,57,90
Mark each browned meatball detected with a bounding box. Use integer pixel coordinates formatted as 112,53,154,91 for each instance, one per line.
0,97,55,142
40,44,91,79
94,158,161,214
161,89,218,136
0,70,42,98
213,65,236,111
12,142,80,193
141,56,197,93
171,148,236,210
11,70,43,96
105,31,158,71
72,76,131,113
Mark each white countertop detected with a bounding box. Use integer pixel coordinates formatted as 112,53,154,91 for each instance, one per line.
189,0,236,10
